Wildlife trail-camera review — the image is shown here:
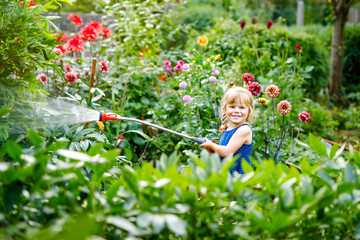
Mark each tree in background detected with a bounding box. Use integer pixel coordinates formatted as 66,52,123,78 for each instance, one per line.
329,0,360,97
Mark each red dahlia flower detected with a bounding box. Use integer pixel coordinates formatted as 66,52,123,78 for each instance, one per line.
67,14,83,27
20,0,36,7
53,45,67,56
248,82,261,96
277,100,291,115
295,44,302,53
298,111,311,123
55,33,70,43
65,72,77,84
267,20,273,29
240,21,246,30
99,61,109,73
64,64,72,72
79,26,98,42
242,73,254,85
86,21,102,34
101,27,112,38
66,35,84,53
37,73,48,84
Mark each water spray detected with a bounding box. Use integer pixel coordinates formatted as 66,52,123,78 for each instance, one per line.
99,111,205,144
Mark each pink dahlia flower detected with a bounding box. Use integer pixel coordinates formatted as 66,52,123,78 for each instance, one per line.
242,73,254,85
209,76,217,83
177,60,184,66
175,64,182,72
267,20,274,29
179,81,187,88
65,72,77,84
248,82,261,96
37,73,48,84
183,95,191,102
164,61,171,68
182,64,190,71
99,61,109,73
265,85,280,98
212,69,220,76
277,100,291,115
299,111,311,123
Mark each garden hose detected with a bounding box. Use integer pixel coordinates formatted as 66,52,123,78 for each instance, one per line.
99,111,205,144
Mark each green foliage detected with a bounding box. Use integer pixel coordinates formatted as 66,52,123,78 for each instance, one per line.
344,24,360,100
205,20,330,100
176,3,226,31
1,131,360,239
0,0,71,142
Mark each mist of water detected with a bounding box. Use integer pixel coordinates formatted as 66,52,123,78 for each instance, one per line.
1,96,101,133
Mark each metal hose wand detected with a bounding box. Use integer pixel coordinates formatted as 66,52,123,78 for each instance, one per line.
99,111,205,144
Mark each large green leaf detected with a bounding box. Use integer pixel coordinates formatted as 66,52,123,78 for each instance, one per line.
308,133,328,158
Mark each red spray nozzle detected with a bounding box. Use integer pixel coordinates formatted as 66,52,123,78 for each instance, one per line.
99,111,118,121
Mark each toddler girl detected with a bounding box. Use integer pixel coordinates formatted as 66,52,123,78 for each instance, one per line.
200,86,255,174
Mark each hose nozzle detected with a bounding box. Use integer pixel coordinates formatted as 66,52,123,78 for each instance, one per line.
99,111,118,121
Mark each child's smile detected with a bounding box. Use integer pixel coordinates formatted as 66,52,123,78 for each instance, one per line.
226,103,249,128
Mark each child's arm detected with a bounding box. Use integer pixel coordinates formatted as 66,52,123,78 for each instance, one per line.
199,126,252,158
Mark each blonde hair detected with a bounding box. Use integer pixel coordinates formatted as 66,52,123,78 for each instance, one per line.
219,86,255,133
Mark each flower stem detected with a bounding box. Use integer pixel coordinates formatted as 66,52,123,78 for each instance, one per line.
289,122,302,160
276,115,285,147
257,99,265,132
265,104,271,154
272,98,277,142
188,103,194,136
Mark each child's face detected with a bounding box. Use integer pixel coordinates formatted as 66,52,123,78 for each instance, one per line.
225,102,249,128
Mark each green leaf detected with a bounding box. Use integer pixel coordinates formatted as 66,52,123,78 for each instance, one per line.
6,141,23,161
101,149,120,161
337,182,355,195
106,216,139,235
124,129,151,140
301,176,314,199
165,214,187,236
308,133,328,158
88,142,104,156
242,159,254,173
151,214,165,234
305,66,314,72
27,129,43,146
106,179,122,202
329,144,339,160
344,163,357,185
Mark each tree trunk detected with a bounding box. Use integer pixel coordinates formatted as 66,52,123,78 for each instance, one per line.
329,1,351,97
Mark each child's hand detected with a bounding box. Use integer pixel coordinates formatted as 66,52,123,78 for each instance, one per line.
199,138,215,153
